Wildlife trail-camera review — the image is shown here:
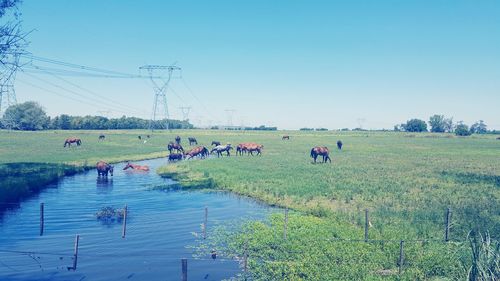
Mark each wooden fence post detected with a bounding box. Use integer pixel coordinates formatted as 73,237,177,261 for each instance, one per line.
72,234,80,270
445,208,451,242
39,203,44,236
181,258,187,281
284,208,289,240
122,204,128,238
203,207,208,240
364,209,369,242
398,240,404,275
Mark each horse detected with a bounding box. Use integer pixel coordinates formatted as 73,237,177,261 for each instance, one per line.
310,146,331,163
98,134,105,141
64,138,82,147
236,143,262,156
246,143,264,156
337,140,343,150
188,137,198,146
138,136,142,140
167,142,184,154
168,153,183,162
96,161,114,177
175,136,181,145
211,144,233,158
123,162,150,171
184,146,209,159
282,135,290,140
211,141,221,146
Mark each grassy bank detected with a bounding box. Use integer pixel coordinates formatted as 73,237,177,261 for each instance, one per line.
157,130,499,279
0,129,174,208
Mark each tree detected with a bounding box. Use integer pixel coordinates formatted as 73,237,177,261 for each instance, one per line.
455,122,471,136
443,117,454,133
1,0,27,68
429,114,446,133
3,101,49,130
470,120,487,134
403,119,427,132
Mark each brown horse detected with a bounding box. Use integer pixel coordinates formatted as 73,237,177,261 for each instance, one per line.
98,134,105,141
184,146,209,159
64,138,82,147
236,142,263,156
123,162,150,171
168,153,183,162
175,136,181,145
310,146,331,163
282,135,290,140
188,137,198,146
167,142,184,153
96,161,114,177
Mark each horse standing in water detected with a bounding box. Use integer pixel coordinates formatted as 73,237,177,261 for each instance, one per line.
96,161,114,177
64,138,82,147
310,146,331,163
168,153,183,162
211,144,233,157
123,162,150,171
167,142,184,154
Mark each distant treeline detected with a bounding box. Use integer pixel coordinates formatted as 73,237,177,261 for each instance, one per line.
47,115,193,130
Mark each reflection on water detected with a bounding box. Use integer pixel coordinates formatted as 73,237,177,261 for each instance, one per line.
0,158,275,281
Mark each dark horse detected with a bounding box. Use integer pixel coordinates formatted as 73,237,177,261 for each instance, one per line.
98,134,105,141
337,140,343,150
211,144,232,158
211,141,221,146
175,136,181,145
188,137,198,146
168,153,183,162
310,146,331,163
167,142,184,154
64,138,82,147
184,146,209,159
96,161,114,177
282,135,290,140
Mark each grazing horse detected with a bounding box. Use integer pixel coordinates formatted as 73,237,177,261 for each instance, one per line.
188,137,198,146
310,146,331,163
175,136,181,145
167,142,184,153
211,141,221,146
184,146,209,159
246,143,264,156
96,161,114,177
211,144,233,158
282,135,290,140
337,140,343,150
168,153,183,162
123,162,150,171
64,138,82,147
138,136,142,140
98,134,105,141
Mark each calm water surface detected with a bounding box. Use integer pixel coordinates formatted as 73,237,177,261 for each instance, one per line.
0,158,275,281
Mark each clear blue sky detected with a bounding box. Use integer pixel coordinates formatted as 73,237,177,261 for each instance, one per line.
14,0,500,129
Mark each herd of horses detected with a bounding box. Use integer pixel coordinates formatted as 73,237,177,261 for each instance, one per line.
65,134,343,177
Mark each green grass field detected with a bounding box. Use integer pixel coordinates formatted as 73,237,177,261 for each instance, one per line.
1,129,499,279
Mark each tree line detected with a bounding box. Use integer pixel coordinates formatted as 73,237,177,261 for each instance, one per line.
395,115,491,136
0,101,193,130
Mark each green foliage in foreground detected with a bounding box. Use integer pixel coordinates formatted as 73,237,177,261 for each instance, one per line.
199,213,469,280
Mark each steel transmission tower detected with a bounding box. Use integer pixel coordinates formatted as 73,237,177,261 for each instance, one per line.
179,106,191,121
225,109,236,128
0,53,21,128
139,65,181,131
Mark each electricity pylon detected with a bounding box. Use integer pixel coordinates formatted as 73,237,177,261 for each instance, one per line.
139,64,181,131
225,109,236,128
0,52,21,129
179,106,191,121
